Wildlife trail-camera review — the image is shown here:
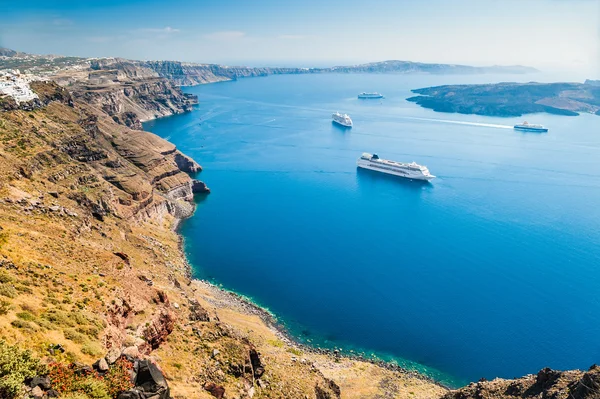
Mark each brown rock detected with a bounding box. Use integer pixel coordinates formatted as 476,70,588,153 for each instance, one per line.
106,347,121,364
113,252,130,265
122,346,140,358
143,310,176,350
204,382,225,399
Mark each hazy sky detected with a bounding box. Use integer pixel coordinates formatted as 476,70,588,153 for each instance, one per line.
1,0,598,74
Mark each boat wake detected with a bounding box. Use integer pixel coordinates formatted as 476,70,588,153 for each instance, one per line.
398,116,513,129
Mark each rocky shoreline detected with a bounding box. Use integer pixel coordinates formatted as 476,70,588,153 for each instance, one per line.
191,278,451,388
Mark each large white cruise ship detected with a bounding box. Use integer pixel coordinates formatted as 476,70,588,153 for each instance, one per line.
332,112,353,127
358,92,384,99
357,153,435,181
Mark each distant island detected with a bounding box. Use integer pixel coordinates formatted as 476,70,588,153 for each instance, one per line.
407,81,600,117
0,47,538,86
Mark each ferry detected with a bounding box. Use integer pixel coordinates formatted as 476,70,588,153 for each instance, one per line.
357,153,435,181
514,121,548,132
358,92,384,99
332,112,353,127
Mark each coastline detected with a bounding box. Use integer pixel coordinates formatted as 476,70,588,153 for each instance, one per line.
157,107,454,390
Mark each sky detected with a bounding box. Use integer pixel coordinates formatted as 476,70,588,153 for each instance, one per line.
0,0,599,75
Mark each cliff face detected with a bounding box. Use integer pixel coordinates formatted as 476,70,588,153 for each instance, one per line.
140,60,537,86
1,82,207,224
443,366,600,399
140,60,314,86
65,59,199,125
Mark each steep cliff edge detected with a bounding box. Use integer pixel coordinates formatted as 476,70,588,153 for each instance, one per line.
443,366,600,399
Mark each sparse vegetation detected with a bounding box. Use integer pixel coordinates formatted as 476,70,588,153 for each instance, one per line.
48,358,133,399
0,340,47,399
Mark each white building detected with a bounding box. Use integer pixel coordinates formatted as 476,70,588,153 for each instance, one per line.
0,69,39,103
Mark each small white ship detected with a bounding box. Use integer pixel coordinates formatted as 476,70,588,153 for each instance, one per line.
358,92,384,99
332,112,353,127
357,153,435,181
514,121,548,132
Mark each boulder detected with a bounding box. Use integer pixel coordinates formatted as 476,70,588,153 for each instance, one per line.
118,360,170,399
29,375,51,390
122,346,140,359
93,357,109,372
106,347,122,364
203,382,225,399
188,300,210,322
30,386,44,399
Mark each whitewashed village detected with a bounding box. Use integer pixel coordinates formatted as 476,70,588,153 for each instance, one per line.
0,69,39,103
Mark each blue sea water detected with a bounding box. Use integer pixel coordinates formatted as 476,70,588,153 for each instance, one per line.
144,73,600,387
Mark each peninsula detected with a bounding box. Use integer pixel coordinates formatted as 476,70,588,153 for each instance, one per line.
406,81,600,117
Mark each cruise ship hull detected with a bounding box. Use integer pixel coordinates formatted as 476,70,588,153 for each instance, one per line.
514,126,548,132
358,94,384,99
357,160,435,181
332,119,352,127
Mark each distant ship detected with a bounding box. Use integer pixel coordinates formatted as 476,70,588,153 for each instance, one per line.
358,92,384,99
514,121,548,132
357,153,435,181
332,112,353,127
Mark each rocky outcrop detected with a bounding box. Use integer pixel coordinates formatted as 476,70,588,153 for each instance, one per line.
174,152,201,173
142,310,176,351
443,366,600,399
117,360,171,399
70,78,197,122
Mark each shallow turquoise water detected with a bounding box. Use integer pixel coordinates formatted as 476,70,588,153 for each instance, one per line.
144,73,600,387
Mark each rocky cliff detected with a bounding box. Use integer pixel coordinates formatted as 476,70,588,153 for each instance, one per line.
140,60,538,86
443,366,600,399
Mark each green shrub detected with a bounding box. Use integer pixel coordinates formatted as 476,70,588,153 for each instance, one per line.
0,283,17,298
77,326,100,339
0,270,13,283
16,311,36,321
63,329,87,344
61,394,92,399
0,299,12,315
0,340,47,399
73,379,111,399
0,231,8,249
80,343,102,357
42,309,75,326
11,319,38,332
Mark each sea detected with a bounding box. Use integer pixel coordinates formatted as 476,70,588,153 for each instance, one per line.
143,72,600,387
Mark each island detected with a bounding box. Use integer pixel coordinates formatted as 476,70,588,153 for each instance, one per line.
406,81,600,117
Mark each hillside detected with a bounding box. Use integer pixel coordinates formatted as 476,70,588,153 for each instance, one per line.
406,81,600,117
